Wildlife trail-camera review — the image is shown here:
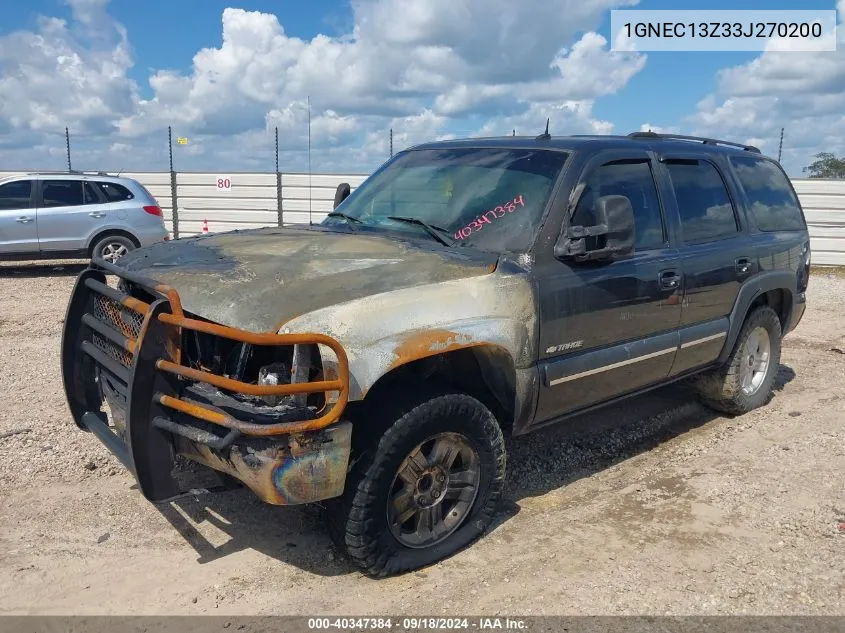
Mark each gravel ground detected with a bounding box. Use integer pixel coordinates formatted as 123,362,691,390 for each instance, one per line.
0,260,844,616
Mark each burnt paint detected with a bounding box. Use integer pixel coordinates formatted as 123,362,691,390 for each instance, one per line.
280,269,537,404
61,135,814,517
176,422,353,505
116,226,499,333
115,139,808,441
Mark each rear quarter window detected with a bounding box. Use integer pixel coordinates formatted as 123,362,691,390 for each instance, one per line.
729,156,806,231
96,181,135,202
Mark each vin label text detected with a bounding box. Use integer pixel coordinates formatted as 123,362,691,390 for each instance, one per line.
453,194,525,241
610,10,837,52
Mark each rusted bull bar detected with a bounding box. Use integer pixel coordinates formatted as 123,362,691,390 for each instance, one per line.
61,257,353,506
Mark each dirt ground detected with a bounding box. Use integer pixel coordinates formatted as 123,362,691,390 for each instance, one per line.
0,261,843,616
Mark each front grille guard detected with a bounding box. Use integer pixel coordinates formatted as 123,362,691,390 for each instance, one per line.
61,257,350,502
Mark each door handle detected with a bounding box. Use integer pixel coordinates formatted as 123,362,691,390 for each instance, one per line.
88,211,107,219
735,257,753,275
659,269,681,290
15,216,33,223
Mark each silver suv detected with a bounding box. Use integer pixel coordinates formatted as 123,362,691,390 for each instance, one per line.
0,172,169,263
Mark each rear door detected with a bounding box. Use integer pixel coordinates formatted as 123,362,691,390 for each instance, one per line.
534,149,683,421
36,179,108,252
0,179,38,254
654,154,755,375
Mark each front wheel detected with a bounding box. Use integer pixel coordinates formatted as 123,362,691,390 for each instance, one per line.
328,393,506,577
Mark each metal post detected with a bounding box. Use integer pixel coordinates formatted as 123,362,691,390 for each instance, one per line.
777,127,784,163
276,126,283,227
390,127,393,158
168,126,179,239
65,127,72,172
307,96,312,226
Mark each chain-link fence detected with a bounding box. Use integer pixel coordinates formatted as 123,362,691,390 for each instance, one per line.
25,124,509,177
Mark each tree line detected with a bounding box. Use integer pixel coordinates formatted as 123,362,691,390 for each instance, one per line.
803,153,845,179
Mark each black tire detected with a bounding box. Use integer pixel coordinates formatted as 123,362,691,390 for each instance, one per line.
91,234,136,263
694,305,782,415
326,393,506,577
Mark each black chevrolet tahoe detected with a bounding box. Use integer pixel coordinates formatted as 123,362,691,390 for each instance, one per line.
61,131,810,577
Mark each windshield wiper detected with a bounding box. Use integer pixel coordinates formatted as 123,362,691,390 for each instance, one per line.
326,211,363,230
386,216,455,247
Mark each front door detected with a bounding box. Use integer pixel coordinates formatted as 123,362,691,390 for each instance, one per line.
534,149,683,423
0,179,38,254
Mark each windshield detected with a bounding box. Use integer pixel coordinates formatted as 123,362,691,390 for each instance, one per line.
323,147,569,252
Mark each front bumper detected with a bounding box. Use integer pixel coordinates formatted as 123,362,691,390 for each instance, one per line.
60,258,352,505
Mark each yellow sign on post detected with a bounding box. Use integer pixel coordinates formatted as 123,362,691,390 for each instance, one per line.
176,137,188,145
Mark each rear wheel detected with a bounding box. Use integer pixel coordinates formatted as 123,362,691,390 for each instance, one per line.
91,234,135,263
695,305,782,415
327,393,505,577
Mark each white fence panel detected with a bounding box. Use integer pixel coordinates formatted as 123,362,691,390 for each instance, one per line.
178,196,274,212
174,171,279,236
792,178,845,266
283,173,367,188
283,199,335,213
178,172,277,187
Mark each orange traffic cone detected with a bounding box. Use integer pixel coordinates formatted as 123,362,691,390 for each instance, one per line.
202,219,209,234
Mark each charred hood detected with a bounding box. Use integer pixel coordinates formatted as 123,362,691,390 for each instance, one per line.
116,226,499,332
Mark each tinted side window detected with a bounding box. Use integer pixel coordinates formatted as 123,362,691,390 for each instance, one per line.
0,180,33,210
572,160,665,250
729,156,805,231
96,181,134,202
83,182,102,205
42,180,84,207
665,160,738,243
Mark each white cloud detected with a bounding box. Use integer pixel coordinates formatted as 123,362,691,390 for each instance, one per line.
638,123,680,134
432,33,645,117
681,1,845,174
476,101,615,138
0,0,137,135
0,0,645,171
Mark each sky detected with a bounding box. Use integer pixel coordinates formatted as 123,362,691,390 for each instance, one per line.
0,0,842,176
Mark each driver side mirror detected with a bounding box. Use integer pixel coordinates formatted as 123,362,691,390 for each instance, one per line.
333,182,351,209
554,195,635,262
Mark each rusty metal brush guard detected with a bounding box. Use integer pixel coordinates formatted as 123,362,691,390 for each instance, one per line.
61,257,352,505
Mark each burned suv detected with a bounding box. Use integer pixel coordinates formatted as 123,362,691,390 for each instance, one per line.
61,132,810,577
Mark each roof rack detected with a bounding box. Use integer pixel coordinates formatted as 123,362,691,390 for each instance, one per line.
26,170,112,176
627,131,761,154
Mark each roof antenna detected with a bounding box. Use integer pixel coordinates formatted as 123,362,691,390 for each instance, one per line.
536,118,551,141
